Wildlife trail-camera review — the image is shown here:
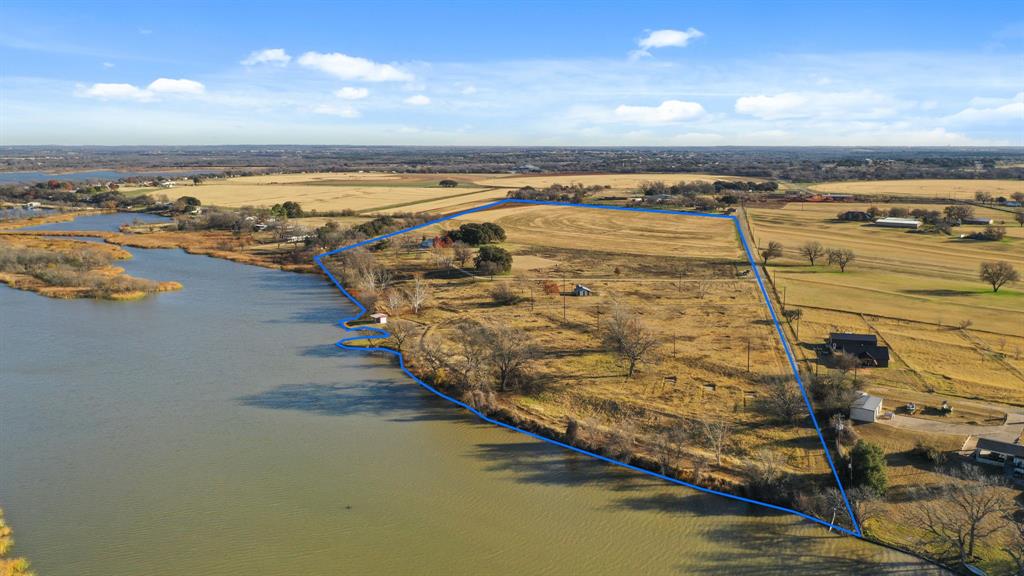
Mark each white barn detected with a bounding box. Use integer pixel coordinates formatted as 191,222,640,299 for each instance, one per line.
850,393,883,423
874,217,921,229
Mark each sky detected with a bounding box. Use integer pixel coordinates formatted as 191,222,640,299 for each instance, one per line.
1,0,1022,146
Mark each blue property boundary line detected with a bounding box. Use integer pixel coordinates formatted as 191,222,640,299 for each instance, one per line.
313,198,863,538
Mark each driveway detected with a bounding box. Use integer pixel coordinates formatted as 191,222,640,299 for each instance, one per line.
880,413,1024,443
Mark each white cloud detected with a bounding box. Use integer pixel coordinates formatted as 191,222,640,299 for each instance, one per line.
461,85,478,95
242,48,291,67
298,51,413,82
312,103,360,118
404,94,431,106
102,62,115,69
734,90,905,120
335,86,369,100
75,78,205,101
146,78,205,95
613,100,706,123
75,83,153,101
945,92,1024,124
631,28,704,58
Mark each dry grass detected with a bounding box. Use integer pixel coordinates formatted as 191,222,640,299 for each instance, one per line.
0,234,181,300
808,179,1024,200
338,204,842,494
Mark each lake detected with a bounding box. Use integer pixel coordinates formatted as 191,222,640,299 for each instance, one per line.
0,214,944,575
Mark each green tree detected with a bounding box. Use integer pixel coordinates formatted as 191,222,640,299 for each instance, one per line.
475,245,512,273
850,440,888,495
438,179,459,188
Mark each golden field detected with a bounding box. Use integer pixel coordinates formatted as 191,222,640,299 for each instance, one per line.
180,171,772,215
745,201,1024,405
808,179,1024,199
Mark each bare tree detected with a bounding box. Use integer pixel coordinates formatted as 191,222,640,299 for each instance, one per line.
404,276,431,315
653,423,689,475
980,261,1020,293
452,241,473,267
1014,211,1024,228
604,305,660,378
745,448,789,494
692,279,712,299
799,241,826,266
827,248,856,272
1006,509,1024,576
760,241,784,265
358,266,393,295
697,417,732,466
461,322,537,392
761,376,805,424
490,282,520,305
386,320,417,352
383,289,405,314
415,333,449,379
909,465,1008,565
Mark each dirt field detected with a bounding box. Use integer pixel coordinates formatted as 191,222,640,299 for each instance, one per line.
808,179,1024,200
745,201,1024,405
330,203,847,508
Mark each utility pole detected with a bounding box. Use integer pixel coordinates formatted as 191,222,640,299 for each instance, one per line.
747,338,751,373
672,334,677,359
563,292,567,323
782,286,787,311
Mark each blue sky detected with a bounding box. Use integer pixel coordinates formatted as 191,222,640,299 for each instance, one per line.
2,1,1022,145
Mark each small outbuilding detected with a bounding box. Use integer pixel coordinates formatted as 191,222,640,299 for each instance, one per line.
838,211,872,222
572,284,593,297
849,393,883,423
962,217,995,226
370,313,388,324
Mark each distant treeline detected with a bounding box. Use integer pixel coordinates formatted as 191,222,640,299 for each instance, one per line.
3,145,1022,181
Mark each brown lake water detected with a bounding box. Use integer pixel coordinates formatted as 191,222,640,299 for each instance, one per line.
0,214,945,575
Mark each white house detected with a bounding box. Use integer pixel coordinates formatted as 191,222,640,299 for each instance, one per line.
974,437,1024,483
849,393,883,423
370,313,388,324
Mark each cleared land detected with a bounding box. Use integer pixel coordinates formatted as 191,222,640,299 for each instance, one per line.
330,204,847,515
745,201,1024,405
185,172,510,214
808,179,1024,199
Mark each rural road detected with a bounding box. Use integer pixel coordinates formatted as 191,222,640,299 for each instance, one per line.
882,414,1024,442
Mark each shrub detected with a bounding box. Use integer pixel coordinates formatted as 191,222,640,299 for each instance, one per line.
913,439,947,466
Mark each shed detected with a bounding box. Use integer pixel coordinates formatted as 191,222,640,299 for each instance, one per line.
370,313,388,324
874,217,921,229
572,284,593,297
962,217,994,226
850,393,883,423
838,211,872,222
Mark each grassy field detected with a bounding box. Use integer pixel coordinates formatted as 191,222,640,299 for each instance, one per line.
808,179,1024,200
180,171,773,215
745,201,1024,405
332,204,847,504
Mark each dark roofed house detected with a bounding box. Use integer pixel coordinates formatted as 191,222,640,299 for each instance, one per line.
838,211,873,222
572,284,593,297
827,333,889,368
974,438,1024,484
